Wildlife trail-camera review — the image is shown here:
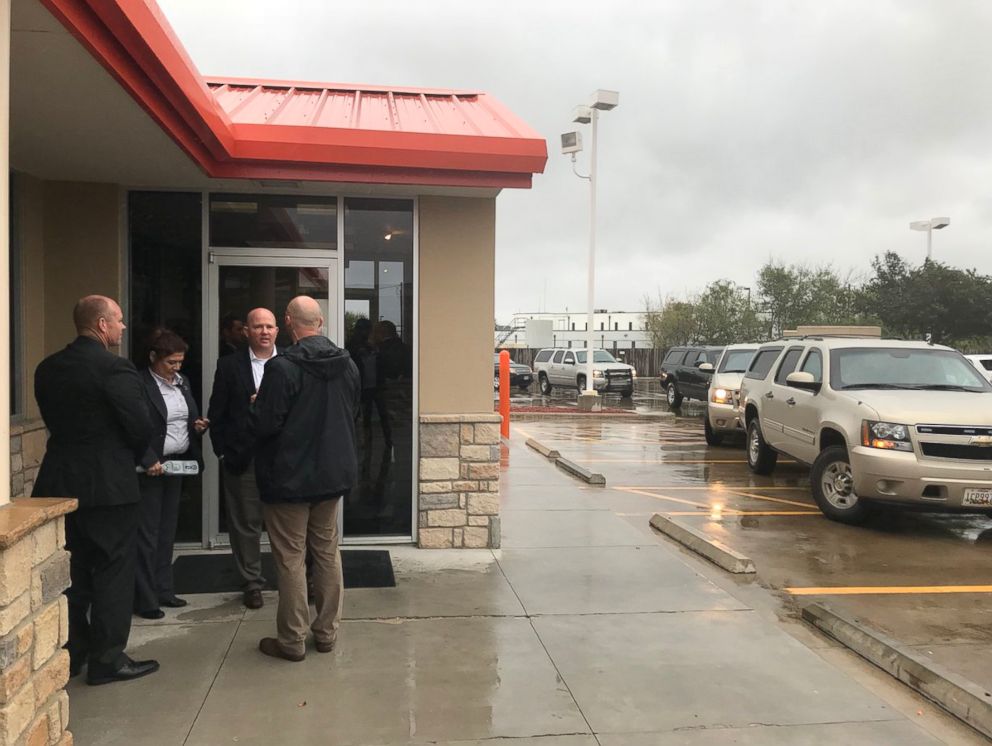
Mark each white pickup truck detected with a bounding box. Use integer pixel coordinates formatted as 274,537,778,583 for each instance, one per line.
533,348,635,398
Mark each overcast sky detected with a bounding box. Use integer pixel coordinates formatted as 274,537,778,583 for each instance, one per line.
159,0,992,322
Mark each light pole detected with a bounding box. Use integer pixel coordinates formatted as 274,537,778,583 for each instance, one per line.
561,89,619,409
909,217,950,261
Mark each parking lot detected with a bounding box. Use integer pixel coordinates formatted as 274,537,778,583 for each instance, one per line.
513,412,992,699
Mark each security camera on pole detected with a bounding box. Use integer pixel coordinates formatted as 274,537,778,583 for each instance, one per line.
561,89,619,412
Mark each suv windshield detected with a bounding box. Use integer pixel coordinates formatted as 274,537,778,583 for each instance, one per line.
719,348,756,373
576,350,618,364
832,348,992,392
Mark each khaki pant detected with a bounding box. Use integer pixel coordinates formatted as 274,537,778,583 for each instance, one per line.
262,498,343,656
222,463,266,591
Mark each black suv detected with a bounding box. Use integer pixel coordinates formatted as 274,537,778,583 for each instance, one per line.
659,346,724,407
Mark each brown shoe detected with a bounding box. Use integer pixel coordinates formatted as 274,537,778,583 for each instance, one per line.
243,589,264,610
258,637,304,662
315,639,336,654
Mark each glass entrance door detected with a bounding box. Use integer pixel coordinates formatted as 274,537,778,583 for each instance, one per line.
204,256,338,547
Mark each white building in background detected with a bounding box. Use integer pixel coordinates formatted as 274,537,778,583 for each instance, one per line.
495,310,653,349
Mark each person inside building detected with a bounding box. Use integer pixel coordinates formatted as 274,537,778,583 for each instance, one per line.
134,328,209,620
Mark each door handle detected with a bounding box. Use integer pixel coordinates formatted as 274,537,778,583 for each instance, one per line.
786,397,796,406
764,392,774,399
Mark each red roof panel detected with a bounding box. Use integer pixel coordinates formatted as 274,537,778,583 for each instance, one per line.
39,1,548,189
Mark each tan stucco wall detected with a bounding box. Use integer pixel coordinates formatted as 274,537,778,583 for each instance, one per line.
418,196,495,414
13,173,46,419
42,182,122,354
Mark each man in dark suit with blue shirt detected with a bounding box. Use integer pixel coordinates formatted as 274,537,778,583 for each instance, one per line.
207,308,279,609
33,295,159,685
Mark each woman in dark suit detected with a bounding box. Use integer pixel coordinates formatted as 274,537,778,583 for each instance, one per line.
134,329,209,619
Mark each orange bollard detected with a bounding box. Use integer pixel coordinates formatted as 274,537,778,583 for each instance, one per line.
499,350,511,438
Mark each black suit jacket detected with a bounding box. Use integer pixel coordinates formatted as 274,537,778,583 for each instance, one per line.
138,368,203,470
207,347,282,473
33,336,153,507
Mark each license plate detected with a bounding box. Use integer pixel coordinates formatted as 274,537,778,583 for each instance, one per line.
963,488,992,506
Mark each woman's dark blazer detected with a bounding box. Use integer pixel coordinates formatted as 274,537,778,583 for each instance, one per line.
139,368,204,471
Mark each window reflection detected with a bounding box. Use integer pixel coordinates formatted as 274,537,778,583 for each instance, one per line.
210,194,337,249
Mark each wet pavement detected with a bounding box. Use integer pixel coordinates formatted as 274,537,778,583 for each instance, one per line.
516,414,992,714
66,426,987,744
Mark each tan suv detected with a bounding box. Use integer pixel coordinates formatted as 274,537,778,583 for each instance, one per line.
740,338,992,524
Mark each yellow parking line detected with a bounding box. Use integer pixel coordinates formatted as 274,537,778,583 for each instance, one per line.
725,489,817,509
613,485,808,491
515,426,533,439
786,585,992,596
613,486,743,513
664,510,820,517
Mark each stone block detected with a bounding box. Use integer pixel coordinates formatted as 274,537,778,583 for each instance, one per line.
58,690,68,731
56,518,66,549
459,424,474,444
24,713,48,746
0,654,31,705
0,538,31,607
10,436,21,455
58,730,73,746
0,623,32,670
10,473,24,500
467,493,500,515
419,481,453,495
22,481,34,500
467,462,499,480
459,463,470,479
33,602,60,671
482,480,500,492
418,512,427,528
40,552,70,606
11,453,23,476
31,523,57,568
467,515,489,527
452,481,478,492
452,528,463,548
47,700,62,743
474,423,501,444
58,596,68,648
0,683,34,744
30,567,42,611
419,494,459,510
426,509,467,528
489,516,502,549
21,429,47,470
459,445,492,462
0,594,30,638
419,458,460,481
463,527,490,548
34,649,69,707
418,528,453,549
419,424,460,458
491,445,502,461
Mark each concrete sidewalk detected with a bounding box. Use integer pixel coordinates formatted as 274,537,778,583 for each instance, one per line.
66,436,977,744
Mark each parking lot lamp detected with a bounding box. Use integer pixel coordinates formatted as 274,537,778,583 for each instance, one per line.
909,217,950,261
561,89,619,408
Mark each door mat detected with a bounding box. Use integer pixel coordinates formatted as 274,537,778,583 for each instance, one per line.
171,550,395,594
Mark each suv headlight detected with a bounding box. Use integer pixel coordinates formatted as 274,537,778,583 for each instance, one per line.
862,420,913,452
710,388,735,405
593,370,605,379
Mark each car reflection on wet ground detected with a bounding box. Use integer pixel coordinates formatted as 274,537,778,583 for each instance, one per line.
515,413,992,697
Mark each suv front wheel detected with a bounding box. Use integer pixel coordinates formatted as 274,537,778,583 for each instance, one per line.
810,446,873,524
666,382,683,408
746,419,777,475
539,373,552,396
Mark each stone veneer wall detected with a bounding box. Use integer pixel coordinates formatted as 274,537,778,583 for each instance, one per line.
10,420,46,500
418,414,502,548
0,498,76,746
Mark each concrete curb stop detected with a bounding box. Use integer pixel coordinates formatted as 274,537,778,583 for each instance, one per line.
802,603,992,740
649,513,756,574
525,438,560,460
554,457,606,486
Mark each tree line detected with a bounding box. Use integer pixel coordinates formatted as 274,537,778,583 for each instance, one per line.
644,252,992,353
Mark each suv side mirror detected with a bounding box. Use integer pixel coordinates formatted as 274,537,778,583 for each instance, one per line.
786,371,821,393
698,362,714,372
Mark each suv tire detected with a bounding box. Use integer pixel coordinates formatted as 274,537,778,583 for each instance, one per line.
621,387,634,399
746,419,777,475
811,446,873,524
666,382,683,408
539,373,552,396
704,416,724,446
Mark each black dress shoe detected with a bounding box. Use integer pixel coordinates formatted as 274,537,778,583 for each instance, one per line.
159,596,188,608
136,609,165,620
243,589,264,610
87,657,160,686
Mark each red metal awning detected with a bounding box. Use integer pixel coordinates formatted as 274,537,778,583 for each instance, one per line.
39,1,548,189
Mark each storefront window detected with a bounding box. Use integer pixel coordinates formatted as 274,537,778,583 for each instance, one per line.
344,198,414,537
210,194,337,249
129,191,203,542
